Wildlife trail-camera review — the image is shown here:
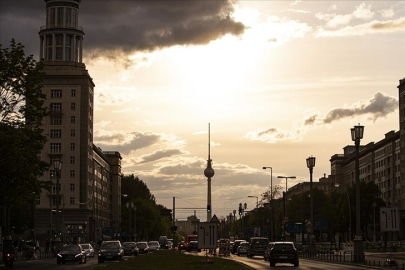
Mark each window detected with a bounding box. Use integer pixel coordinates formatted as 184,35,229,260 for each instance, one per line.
50,170,55,179
70,156,75,164
70,197,75,205
71,116,75,124
50,129,62,139
52,197,61,206
70,143,75,151
51,89,62,98
70,183,75,191
52,184,61,194
35,196,40,205
50,103,62,111
71,89,76,97
50,116,62,125
50,143,61,153
70,170,75,178
71,129,75,137
71,103,75,110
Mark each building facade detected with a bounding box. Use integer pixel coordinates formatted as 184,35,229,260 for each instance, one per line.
35,0,122,243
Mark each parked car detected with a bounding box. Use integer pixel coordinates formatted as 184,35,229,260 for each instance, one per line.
247,237,269,258
263,242,275,261
98,240,124,263
148,241,160,251
80,243,95,258
136,242,150,254
231,240,246,254
269,241,299,267
122,242,139,256
237,242,249,256
57,244,86,264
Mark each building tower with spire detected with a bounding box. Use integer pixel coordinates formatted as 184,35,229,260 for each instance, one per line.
204,124,215,221
35,0,122,243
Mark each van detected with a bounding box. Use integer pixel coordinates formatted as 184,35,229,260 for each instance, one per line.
158,236,168,249
247,237,269,258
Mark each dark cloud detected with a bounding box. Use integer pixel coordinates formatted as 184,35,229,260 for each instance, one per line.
323,92,397,124
94,131,160,154
304,115,317,126
138,149,184,164
0,0,245,59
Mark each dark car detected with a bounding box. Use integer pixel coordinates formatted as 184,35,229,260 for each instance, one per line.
237,242,249,256
247,237,269,258
56,244,86,264
122,242,139,256
136,242,150,254
98,241,124,263
178,241,186,252
231,240,246,254
263,242,275,261
269,241,299,267
159,236,169,249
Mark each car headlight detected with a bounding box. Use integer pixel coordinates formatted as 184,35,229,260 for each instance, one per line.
75,254,81,257
57,254,62,258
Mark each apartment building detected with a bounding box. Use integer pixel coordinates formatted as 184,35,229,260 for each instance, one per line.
34,0,122,243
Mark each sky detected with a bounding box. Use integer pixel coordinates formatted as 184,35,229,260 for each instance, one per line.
1,0,404,221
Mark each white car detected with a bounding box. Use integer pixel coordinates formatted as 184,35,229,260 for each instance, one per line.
148,241,160,251
80,243,95,258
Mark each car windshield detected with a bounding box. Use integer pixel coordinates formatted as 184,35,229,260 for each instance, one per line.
81,244,89,249
123,243,135,248
61,245,80,253
240,243,249,247
101,242,119,249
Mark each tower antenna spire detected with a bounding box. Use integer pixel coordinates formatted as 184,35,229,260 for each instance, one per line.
208,123,211,161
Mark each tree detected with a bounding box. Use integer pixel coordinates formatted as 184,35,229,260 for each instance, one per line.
0,40,49,236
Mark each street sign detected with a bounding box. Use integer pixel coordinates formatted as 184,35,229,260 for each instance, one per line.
380,207,400,232
210,214,219,223
198,222,218,249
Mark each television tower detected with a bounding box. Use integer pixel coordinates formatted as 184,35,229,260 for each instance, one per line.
204,123,215,221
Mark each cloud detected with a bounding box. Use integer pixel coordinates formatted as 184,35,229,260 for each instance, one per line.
244,92,397,144
137,149,186,164
380,9,394,18
280,9,311,14
316,17,405,37
0,0,245,60
322,92,398,124
353,3,375,20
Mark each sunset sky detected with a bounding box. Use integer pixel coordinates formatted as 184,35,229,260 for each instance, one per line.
1,0,404,221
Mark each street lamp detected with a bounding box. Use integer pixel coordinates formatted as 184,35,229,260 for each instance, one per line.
126,202,136,241
306,156,315,254
263,166,273,241
248,196,259,235
54,160,62,241
233,209,236,237
277,176,296,221
351,124,364,263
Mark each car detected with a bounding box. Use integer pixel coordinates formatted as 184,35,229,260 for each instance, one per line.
263,242,275,261
56,244,86,264
237,242,249,256
98,240,124,263
80,243,95,258
159,236,169,249
231,240,246,254
148,241,160,251
269,241,299,267
247,237,269,258
178,241,186,252
168,241,173,249
122,242,139,256
136,242,150,254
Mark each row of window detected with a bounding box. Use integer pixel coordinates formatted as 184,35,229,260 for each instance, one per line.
50,169,76,178
51,89,76,98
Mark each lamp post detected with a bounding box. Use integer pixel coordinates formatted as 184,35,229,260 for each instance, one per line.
263,167,273,241
248,196,259,235
54,160,62,241
126,202,135,241
306,156,315,253
277,176,296,223
233,209,236,237
351,124,364,262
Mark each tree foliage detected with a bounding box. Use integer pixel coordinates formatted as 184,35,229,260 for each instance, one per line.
0,40,49,228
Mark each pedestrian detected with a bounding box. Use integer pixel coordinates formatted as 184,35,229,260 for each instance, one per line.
35,239,41,259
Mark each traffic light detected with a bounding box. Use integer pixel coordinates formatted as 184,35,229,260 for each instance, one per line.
239,206,242,216
174,226,178,233
59,231,62,236
207,205,211,213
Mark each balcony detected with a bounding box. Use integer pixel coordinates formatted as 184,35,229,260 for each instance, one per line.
40,24,83,31
50,109,63,116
